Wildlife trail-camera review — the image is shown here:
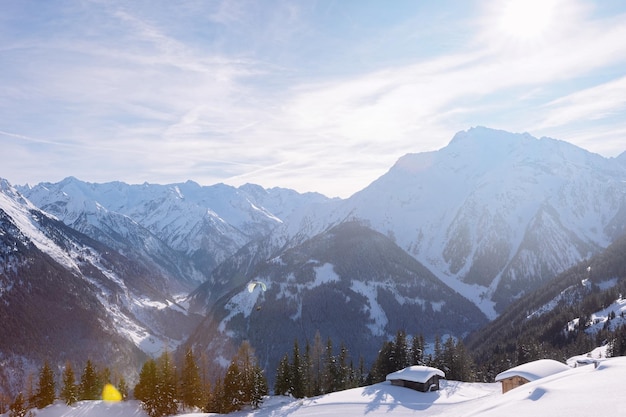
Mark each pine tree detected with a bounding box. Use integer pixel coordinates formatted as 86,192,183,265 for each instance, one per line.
442,336,456,375
198,351,211,407
135,359,158,417
205,376,225,414
222,361,242,413
134,359,156,403
452,339,475,382
224,341,268,409
135,352,179,417
411,334,425,365
302,341,312,397
355,355,366,387
24,373,35,409
322,338,339,393
60,362,78,406
180,347,203,410
337,342,350,390
310,330,324,396
274,353,291,396
208,341,270,411
156,350,178,417
370,340,394,383
250,363,268,409
391,330,409,371
34,361,55,409
430,334,443,370
290,339,304,398
79,360,99,400
9,393,28,417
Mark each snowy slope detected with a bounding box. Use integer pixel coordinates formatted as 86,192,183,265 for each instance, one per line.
14,357,626,417
1,180,202,393
20,128,624,320
270,127,626,317
19,178,331,285
0,179,78,271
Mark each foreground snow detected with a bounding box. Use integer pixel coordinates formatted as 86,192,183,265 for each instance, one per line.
10,357,626,417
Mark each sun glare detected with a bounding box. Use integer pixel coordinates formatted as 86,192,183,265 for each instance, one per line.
498,0,555,40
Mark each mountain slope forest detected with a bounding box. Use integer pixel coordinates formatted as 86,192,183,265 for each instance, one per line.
467,231,626,379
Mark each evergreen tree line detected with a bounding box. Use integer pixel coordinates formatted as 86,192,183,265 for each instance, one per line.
6,359,128,417
274,329,476,401
369,330,475,383
468,277,626,381
135,342,267,417
274,331,366,398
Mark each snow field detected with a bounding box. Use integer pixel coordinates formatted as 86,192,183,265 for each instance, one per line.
14,357,626,417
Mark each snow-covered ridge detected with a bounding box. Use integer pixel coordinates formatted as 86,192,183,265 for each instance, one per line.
18,177,333,283
1,179,196,361
275,127,626,316
0,181,78,271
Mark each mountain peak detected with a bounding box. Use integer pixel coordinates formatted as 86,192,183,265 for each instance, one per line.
447,126,537,152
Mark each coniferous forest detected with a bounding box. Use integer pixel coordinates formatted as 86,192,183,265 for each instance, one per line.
3,312,626,417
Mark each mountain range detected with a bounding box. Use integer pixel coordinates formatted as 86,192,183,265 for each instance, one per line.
2,126,625,395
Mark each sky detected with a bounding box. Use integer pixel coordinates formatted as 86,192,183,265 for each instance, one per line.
1,0,626,198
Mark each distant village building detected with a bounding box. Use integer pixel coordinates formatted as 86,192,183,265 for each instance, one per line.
495,359,571,394
386,366,445,392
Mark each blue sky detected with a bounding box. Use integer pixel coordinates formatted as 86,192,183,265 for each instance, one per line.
2,0,626,198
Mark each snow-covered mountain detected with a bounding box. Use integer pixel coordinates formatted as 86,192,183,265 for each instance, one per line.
465,227,626,367
19,178,331,291
2,177,333,394
0,180,202,395
259,127,626,318
4,126,626,394
23,128,625,321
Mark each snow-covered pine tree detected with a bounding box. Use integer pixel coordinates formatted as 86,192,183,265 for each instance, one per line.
60,361,78,406
156,350,178,417
79,360,99,400
9,392,28,417
274,353,291,396
34,361,55,409
135,359,158,417
290,339,304,398
222,361,242,413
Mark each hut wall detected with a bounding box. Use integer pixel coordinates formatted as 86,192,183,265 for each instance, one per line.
501,375,530,394
389,376,440,392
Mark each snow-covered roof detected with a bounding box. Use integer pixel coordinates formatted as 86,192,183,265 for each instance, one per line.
495,359,570,382
386,366,445,383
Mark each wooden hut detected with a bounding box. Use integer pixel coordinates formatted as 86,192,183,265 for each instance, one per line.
386,365,445,392
495,359,570,394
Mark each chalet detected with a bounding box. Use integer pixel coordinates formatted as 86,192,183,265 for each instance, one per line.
495,359,571,394
385,365,445,392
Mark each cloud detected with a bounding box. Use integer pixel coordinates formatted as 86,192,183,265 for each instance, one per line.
538,76,626,129
272,2,626,155
1,0,626,197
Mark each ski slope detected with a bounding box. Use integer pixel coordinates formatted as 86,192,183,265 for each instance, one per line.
11,356,626,417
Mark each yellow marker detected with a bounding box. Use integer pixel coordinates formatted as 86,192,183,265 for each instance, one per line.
102,383,122,402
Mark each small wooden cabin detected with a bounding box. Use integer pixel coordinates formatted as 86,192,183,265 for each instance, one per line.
386,366,445,392
495,359,570,394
